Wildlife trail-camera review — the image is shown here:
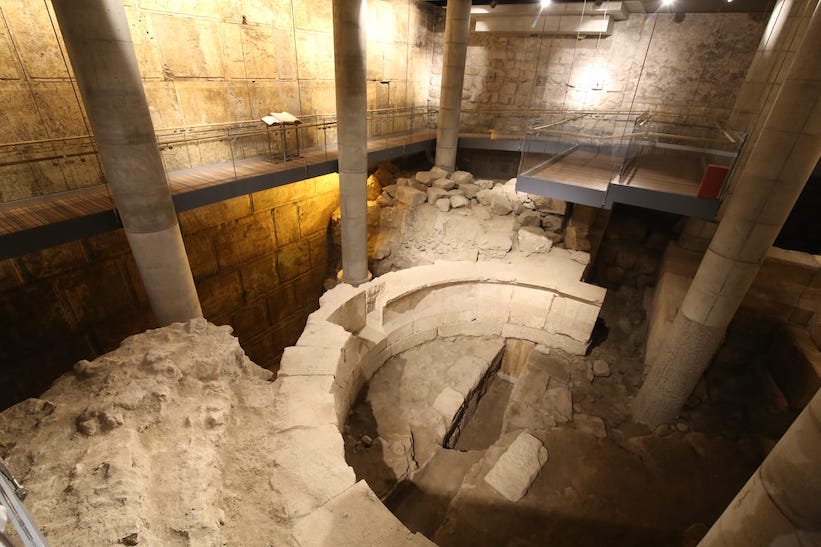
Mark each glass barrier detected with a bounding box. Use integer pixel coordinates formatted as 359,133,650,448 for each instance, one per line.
0,106,439,235
519,111,746,199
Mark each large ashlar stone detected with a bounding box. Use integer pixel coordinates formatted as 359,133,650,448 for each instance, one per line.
518,226,553,255
484,432,548,502
292,481,433,546
396,186,427,207
545,297,600,342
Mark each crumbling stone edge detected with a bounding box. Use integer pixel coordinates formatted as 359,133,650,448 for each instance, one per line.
278,260,605,545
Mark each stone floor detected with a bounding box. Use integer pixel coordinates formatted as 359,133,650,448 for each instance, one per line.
343,286,798,546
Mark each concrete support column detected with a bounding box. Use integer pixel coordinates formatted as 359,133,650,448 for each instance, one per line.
51,0,201,325
699,389,821,546
332,0,370,286
434,0,471,172
723,0,816,207
632,0,821,425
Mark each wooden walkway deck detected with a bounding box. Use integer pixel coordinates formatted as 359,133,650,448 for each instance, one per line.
0,130,435,237
526,148,704,197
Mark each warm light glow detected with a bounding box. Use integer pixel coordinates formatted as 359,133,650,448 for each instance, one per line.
540,0,552,7
661,0,673,5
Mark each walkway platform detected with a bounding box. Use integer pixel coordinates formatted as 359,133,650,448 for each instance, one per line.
0,130,436,259
517,144,728,219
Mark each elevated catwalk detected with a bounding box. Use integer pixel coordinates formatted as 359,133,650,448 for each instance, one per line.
0,130,436,259
515,110,744,220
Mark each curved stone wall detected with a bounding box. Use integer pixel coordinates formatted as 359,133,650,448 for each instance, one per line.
277,260,605,544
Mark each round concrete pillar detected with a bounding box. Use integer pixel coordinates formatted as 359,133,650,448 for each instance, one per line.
332,0,371,286
434,0,472,173
51,0,202,326
699,389,821,546
633,0,821,425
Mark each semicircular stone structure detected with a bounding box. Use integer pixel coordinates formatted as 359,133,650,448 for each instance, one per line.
278,260,605,545
0,260,604,546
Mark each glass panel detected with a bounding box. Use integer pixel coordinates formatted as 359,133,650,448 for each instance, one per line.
520,111,746,199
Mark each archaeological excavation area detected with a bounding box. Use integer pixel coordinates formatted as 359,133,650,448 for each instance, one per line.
0,0,819,546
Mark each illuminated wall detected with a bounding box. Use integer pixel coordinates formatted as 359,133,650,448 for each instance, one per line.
0,0,438,202
459,11,766,131
0,172,340,408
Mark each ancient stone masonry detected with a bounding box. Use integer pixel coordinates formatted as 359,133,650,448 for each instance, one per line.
362,165,581,275
0,173,340,409
0,260,605,545
458,12,765,130
0,0,439,201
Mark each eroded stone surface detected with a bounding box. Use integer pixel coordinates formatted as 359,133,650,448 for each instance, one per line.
0,319,301,546
369,171,578,275
368,337,505,469
483,432,548,502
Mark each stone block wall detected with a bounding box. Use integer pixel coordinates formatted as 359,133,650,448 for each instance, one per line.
264,260,604,540
0,0,438,202
645,243,821,406
0,173,339,409
458,12,766,131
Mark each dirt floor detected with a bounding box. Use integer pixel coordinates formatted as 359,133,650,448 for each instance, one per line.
343,286,797,546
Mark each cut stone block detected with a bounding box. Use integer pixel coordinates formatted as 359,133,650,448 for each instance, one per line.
292,481,433,546
477,231,513,252
396,186,427,207
433,386,465,419
545,297,600,343
273,376,337,430
278,346,342,377
484,432,548,502
518,226,553,255
270,425,356,519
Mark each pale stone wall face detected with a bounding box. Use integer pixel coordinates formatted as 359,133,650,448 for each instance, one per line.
0,0,438,201
457,12,766,132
